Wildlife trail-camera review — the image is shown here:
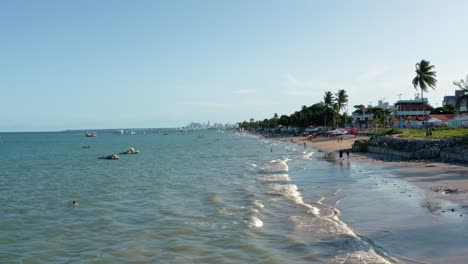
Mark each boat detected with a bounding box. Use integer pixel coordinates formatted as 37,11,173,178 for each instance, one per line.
327,129,349,135
85,132,97,137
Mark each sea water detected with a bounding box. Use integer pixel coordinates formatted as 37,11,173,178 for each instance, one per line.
0,130,467,263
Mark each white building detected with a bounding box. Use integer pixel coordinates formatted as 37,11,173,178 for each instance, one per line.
393,94,433,127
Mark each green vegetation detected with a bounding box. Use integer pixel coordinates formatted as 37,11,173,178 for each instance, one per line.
412,59,437,121
367,128,468,139
425,128,468,138
400,128,468,138
368,128,403,136
431,105,457,114
239,89,348,129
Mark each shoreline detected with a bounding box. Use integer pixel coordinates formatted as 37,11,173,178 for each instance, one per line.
281,134,468,209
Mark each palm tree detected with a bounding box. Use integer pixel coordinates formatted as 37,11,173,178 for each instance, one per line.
323,91,334,127
335,90,348,112
323,91,334,107
412,59,437,125
335,89,348,126
453,74,468,91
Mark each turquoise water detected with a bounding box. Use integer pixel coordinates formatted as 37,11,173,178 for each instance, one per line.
0,130,467,263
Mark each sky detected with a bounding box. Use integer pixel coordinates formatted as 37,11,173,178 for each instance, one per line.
1,0,468,131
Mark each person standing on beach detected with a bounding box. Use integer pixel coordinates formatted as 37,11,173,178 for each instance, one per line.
339,149,343,160
303,142,306,148
346,149,350,159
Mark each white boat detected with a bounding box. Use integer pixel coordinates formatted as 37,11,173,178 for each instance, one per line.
85,132,97,137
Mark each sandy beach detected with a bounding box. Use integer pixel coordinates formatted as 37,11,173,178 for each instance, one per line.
284,134,468,208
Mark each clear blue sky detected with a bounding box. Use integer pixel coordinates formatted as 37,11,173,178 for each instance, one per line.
1,0,468,131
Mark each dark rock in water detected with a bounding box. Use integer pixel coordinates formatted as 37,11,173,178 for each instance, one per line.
433,186,459,194
119,147,139,155
99,154,120,160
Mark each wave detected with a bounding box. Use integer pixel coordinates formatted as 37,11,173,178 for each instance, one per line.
254,154,395,263
257,173,290,182
246,216,263,228
302,151,315,159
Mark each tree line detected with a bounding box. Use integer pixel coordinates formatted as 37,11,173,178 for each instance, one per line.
238,89,349,129
239,59,468,130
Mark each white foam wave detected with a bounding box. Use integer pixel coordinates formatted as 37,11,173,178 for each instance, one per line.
306,207,320,215
262,158,290,172
290,215,355,237
252,200,264,208
302,151,315,159
247,216,263,228
290,213,395,264
257,173,290,182
249,208,259,214
331,249,394,264
267,184,320,215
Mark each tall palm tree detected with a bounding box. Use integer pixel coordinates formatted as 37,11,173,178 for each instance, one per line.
412,59,437,124
335,89,348,126
335,89,348,112
323,91,334,107
323,91,334,127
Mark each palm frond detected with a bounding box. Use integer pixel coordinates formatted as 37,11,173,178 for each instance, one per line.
413,59,437,92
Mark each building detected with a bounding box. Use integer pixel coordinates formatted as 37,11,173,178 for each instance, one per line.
426,114,456,127
351,104,374,128
448,113,468,128
442,89,468,112
377,99,390,109
393,94,433,127
351,101,393,128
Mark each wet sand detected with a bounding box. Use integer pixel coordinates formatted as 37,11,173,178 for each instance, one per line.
284,134,468,208
282,134,468,263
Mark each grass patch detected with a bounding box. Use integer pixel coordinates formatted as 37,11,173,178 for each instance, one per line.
366,127,468,138
396,128,468,139
367,128,403,136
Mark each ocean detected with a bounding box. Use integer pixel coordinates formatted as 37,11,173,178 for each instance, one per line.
0,130,467,263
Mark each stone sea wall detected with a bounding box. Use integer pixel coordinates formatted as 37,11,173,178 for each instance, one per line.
352,136,468,162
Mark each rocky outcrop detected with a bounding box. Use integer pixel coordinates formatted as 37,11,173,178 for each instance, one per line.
352,136,468,162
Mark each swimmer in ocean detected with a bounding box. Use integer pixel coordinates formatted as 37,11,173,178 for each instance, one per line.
72,201,79,206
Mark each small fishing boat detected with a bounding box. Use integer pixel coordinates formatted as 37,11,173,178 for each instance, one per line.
85,132,97,137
